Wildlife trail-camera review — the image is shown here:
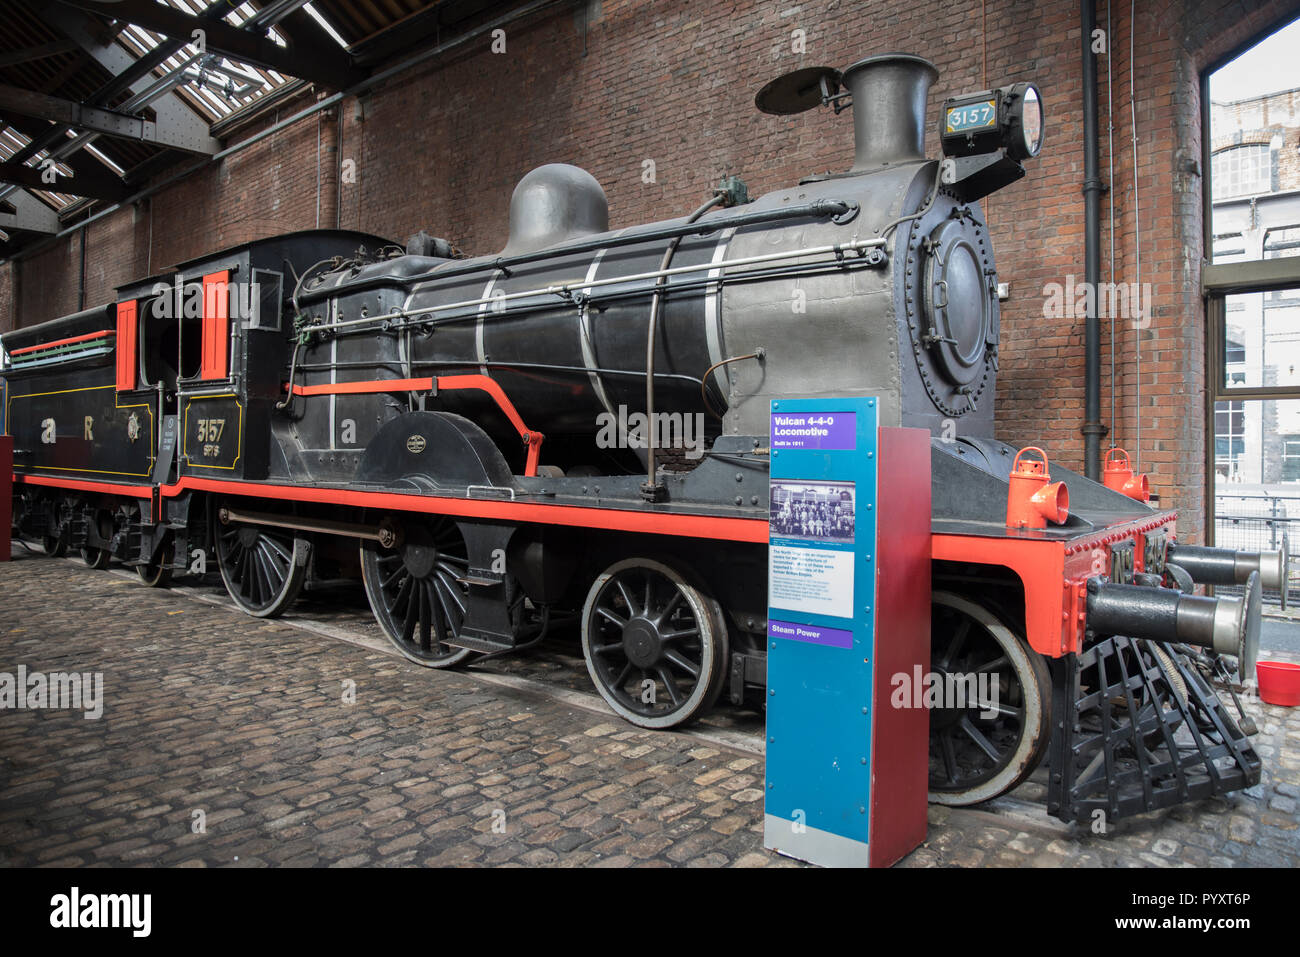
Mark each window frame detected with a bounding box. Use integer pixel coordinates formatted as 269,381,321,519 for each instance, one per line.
1200,40,1300,549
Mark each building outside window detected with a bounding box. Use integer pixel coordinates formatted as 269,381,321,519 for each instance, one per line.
1211,143,1272,197
1207,23,1300,561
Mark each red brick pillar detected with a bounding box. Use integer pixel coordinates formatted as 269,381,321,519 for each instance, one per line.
0,435,11,561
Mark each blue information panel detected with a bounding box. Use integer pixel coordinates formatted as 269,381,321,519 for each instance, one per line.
765,397,878,867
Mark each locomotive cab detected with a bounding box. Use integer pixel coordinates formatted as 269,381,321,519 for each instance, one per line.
109,231,395,484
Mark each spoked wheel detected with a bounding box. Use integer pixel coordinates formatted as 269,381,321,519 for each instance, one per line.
928,591,1052,806
360,517,476,668
580,557,728,730
216,520,311,618
79,509,113,570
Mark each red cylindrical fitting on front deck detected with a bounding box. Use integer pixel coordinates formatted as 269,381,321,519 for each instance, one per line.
1006,447,1070,529
1102,447,1150,502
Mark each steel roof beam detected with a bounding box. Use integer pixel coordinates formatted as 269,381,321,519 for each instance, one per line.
0,2,221,192
247,0,316,31
0,190,60,233
0,84,216,155
0,40,80,68
2,113,128,182
53,0,364,91
0,160,129,202
42,5,221,151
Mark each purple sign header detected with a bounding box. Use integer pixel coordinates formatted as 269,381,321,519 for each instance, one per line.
768,619,854,649
770,412,857,450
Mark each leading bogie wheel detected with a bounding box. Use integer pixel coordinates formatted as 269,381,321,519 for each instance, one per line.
927,591,1052,807
137,557,173,588
359,517,476,669
581,557,728,730
138,534,174,588
42,508,68,557
216,520,311,618
123,501,172,587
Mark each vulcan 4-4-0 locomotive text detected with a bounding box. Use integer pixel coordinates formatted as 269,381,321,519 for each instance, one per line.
2,54,1280,822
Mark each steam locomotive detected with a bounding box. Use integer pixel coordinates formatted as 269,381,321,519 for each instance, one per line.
2,54,1280,824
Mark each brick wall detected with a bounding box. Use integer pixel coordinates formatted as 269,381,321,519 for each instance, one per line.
5,0,1300,540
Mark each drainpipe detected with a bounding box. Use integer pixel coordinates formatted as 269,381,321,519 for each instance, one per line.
78,225,86,311
1081,0,1106,480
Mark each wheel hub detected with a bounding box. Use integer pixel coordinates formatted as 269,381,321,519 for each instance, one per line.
402,543,438,579
622,617,663,669
236,526,260,549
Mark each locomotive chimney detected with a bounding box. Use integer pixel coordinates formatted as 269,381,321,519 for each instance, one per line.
842,53,939,171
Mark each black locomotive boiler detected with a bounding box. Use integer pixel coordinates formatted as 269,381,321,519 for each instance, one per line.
3,54,1280,823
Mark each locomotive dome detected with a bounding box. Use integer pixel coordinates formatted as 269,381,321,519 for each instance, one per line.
502,163,610,255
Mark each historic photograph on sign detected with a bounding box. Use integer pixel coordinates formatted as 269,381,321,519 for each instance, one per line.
769,480,856,543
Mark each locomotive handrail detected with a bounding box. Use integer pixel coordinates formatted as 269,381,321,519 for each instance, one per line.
295,199,863,306
6,328,117,371
303,239,887,337
7,328,116,357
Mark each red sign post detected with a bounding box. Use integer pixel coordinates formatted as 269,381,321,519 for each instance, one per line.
0,435,12,561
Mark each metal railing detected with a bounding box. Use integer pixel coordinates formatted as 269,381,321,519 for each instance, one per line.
1214,491,1298,607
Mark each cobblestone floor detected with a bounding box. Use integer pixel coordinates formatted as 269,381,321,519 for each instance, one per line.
1,545,1297,867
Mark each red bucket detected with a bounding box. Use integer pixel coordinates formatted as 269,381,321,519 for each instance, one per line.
1256,661,1300,707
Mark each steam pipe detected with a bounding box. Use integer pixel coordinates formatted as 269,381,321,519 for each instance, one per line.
1167,543,1284,591
643,194,724,500
1081,0,1105,480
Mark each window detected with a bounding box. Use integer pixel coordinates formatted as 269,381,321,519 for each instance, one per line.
140,307,181,390
1219,289,1300,390
1267,225,1300,260
1283,435,1300,482
1206,17,1300,576
1212,144,1271,199
1215,400,1246,479
1225,332,1246,385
